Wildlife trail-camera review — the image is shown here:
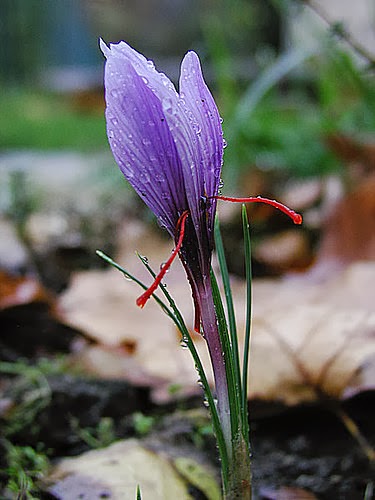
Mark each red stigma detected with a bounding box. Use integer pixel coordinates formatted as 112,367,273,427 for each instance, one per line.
213,195,303,225
136,210,189,308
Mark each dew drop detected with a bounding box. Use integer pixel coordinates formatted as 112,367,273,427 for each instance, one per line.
159,261,166,271
163,97,174,114
141,76,149,84
147,60,155,69
180,340,188,350
110,89,119,98
142,138,151,146
161,74,171,86
223,138,227,148
148,120,155,127
111,118,118,126
140,170,151,183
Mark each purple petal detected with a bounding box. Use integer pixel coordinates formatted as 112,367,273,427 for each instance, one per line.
103,46,189,233
179,52,224,228
101,40,204,234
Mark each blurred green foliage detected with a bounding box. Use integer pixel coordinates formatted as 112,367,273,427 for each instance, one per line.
3,442,49,499
219,46,375,184
202,1,375,184
0,89,106,150
1,3,374,186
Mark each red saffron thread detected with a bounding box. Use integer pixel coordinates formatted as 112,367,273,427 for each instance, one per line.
213,195,303,225
136,210,189,308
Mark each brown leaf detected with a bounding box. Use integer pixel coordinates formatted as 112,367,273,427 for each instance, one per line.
59,257,211,402
318,175,375,263
60,245,375,406
326,133,375,178
44,439,192,499
246,261,375,403
253,229,312,273
0,270,51,310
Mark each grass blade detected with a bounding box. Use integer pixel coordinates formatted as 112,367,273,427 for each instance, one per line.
241,205,252,439
214,216,242,401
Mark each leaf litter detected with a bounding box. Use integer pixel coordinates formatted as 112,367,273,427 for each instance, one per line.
59,254,375,406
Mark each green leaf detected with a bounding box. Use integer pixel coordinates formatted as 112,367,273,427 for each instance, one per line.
210,268,241,442
241,205,252,440
174,457,221,500
214,216,242,400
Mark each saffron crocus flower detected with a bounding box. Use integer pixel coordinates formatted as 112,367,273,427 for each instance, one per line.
101,38,233,451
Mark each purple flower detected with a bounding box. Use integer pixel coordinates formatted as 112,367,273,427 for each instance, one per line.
101,41,234,448
100,40,225,322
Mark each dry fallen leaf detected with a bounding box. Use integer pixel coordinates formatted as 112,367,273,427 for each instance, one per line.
253,229,311,273
0,270,51,310
326,133,375,178
60,247,375,406
318,175,375,264
44,439,192,500
60,261,212,402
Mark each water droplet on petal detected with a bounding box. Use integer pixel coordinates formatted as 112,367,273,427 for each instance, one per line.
223,138,227,148
110,89,119,98
163,97,174,114
141,76,149,84
142,138,151,146
140,170,151,183
161,73,171,86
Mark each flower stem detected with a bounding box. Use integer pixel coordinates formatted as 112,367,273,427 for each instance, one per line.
198,275,233,459
199,274,252,498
